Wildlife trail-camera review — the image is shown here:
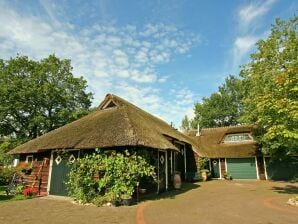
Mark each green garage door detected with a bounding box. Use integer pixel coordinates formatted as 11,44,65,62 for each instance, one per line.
227,158,257,179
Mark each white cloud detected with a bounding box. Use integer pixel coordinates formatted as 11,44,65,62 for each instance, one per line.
0,2,199,127
227,0,276,74
238,0,276,31
233,35,258,62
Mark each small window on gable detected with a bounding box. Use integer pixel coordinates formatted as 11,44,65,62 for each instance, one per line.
102,100,117,110
25,155,33,163
224,133,253,143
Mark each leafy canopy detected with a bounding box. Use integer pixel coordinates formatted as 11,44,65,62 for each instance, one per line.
240,16,298,157
0,55,93,143
191,75,244,128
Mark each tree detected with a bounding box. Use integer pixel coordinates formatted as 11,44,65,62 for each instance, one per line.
191,75,244,128
180,115,191,132
0,55,93,144
240,16,298,157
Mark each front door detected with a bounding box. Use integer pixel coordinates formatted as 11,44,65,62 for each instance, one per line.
49,151,78,196
158,151,166,193
211,159,220,178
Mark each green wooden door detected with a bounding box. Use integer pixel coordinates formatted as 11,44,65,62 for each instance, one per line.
158,151,166,192
211,159,220,178
227,158,257,179
49,151,78,196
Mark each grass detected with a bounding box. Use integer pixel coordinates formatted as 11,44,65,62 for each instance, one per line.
0,185,30,202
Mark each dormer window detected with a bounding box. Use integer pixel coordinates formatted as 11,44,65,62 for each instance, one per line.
224,133,253,143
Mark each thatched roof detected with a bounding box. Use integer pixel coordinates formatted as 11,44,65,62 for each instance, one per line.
9,94,198,154
190,125,259,158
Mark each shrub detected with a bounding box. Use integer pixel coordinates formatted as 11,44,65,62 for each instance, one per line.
0,167,16,185
67,149,157,205
22,187,38,196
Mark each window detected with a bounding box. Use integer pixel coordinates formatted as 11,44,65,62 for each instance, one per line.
224,133,253,143
25,155,33,163
102,100,117,110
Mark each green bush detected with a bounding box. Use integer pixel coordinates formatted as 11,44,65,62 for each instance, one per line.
0,167,16,185
67,149,156,205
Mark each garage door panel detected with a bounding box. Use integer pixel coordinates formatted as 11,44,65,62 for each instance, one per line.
227,158,257,179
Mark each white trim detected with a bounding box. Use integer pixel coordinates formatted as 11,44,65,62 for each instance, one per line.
165,151,168,191
255,156,260,180
173,152,176,172
47,150,54,194
225,158,227,172
263,157,268,180
101,99,118,110
219,159,222,179
170,151,173,176
157,150,160,194
184,145,187,176
25,155,33,163
209,159,212,172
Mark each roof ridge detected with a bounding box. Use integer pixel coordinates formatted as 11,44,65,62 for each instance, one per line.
110,93,176,129
202,124,252,130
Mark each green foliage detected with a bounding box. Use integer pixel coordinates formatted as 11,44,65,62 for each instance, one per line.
0,138,19,166
240,16,298,157
180,115,191,133
196,157,209,171
67,149,157,205
191,75,244,128
223,172,232,180
0,167,16,185
0,54,93,144
67,151,105,203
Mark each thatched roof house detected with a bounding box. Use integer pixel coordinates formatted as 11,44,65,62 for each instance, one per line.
10,93,198,154
188,125,264,180
10,94,199,196
190,125,259,158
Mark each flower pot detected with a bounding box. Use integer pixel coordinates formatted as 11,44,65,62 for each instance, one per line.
111,200,120,207
173,173,182,189
122,198,132,206
201,171,208,181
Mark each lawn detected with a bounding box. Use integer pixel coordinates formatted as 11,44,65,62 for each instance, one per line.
0,185,29,202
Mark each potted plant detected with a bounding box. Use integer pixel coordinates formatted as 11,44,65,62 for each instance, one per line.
121,193,133,206
200,169,209,181
21,163,33,175
223,172,232,180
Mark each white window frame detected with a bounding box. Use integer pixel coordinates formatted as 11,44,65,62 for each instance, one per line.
25,155,34,164
223,133,254,143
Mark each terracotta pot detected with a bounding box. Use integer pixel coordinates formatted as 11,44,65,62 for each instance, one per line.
173,173,182,189
201,172,208,181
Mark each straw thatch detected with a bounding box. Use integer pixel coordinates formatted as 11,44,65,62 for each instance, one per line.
189,125,259,158
9,94,198,154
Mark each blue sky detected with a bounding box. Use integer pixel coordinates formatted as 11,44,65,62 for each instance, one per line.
0,0,296,128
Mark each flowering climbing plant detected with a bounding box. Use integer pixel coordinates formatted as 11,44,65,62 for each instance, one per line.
66,149,157,206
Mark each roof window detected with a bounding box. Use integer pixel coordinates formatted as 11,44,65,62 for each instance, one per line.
223,133,253,143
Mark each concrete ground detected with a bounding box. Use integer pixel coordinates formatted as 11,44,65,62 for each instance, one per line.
0,181,297,224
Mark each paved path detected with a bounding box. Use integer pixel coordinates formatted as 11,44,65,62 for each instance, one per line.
142,181,298,224
0,181,297,224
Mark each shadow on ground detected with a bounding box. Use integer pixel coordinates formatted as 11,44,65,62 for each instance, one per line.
272,185,298,194
138,182,200,203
